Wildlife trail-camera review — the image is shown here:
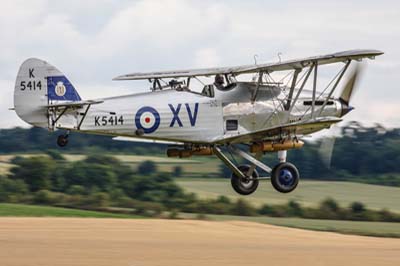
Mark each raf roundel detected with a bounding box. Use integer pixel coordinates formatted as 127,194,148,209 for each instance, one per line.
135,106,160,134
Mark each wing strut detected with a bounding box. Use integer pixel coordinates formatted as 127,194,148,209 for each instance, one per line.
288,64,315,113
251,71,264,103
51,106,69,127
311,61,318,119
318,60,351,116
77,104,92,130
284,68,301,110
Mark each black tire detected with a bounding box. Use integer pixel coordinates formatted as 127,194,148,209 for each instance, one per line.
57,135,68,147
231,165,259,195
271,162,299,193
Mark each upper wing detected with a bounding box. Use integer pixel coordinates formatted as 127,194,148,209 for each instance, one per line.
216,117,342,144
113,49,383,80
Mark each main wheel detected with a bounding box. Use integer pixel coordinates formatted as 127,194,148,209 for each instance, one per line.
231,165,259,195
271,162,299,193
57,135,68,147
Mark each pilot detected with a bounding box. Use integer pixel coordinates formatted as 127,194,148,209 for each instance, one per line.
169,79,179,88
214,74,225,89
172,79,190,92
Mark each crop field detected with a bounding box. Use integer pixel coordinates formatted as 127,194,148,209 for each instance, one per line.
176,178,400,212
0,217,399,266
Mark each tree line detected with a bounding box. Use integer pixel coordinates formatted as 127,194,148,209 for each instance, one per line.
1,123,400,186
0,153,399,222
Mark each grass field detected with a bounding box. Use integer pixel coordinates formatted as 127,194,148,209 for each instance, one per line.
181,213,400,238
0,203,141,218
176,178,400,212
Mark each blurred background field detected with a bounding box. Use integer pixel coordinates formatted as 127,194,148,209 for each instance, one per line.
181,213,400,238
0,125,400,238
176,178,400,212
0,203,140,218
2,152,399,212
0,153,220,178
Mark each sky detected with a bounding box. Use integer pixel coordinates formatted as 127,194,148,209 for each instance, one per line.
1,0,399,128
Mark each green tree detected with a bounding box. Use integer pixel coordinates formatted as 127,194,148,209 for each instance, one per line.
172,166,183,177
320,198,339,212
231,199,256,216
287,200,303,216
10,156,55,192
350,201,366,213
63,161,117,192
33,190,61,204
121,172,185,206
318,198,341,219
0,177,28,202
137,160,157,175
67,185,86,195
216,195,231,204
86,192,110,208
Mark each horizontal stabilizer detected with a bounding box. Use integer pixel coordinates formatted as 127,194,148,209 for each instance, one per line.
46,100,104,108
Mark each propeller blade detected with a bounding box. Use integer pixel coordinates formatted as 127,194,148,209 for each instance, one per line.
339,63,364,105
319,136,336,169
318,124,341,169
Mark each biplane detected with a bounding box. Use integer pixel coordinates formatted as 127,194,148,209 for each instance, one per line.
13,49,383,195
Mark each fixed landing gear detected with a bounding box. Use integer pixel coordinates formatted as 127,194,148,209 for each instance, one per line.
213,145,300,195
231,165,259,195
271,162,299,193
57,131,69,147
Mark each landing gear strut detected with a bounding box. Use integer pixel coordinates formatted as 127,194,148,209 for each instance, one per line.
57,131,69,147
213,145,300,195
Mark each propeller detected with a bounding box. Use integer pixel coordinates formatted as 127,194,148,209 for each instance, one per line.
319,129,339,169
338,63,364,116
318,62,364,169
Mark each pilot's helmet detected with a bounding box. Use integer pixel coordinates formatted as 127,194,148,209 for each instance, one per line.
214,74,224,86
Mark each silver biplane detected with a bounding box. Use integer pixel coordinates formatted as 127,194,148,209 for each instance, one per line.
13,49,383,195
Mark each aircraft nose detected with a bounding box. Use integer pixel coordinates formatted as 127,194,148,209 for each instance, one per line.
340,100,354,117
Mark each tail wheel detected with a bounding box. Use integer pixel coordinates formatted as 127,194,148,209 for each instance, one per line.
271,162,299,193
57,135,68,147
231,165,259,195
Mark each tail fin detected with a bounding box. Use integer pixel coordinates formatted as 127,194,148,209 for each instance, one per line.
14,58,81,128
